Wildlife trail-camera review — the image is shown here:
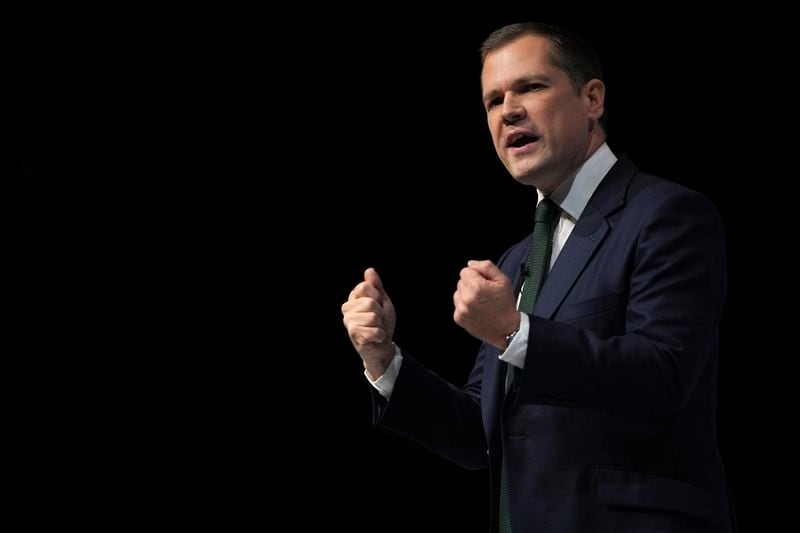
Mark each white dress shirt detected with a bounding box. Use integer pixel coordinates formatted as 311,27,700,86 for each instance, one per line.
368,143,618,398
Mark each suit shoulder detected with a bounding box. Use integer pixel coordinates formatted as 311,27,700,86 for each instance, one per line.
626,171,720,219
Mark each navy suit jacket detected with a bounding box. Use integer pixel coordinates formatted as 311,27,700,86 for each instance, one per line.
372,159,735,532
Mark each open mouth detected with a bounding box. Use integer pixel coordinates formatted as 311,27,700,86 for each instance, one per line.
506,131,540,153
510,134,538,149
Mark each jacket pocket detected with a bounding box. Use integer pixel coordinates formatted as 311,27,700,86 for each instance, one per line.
558,291,627,322
593,465,716,524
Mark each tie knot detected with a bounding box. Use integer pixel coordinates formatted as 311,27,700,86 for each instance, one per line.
535,198,558,225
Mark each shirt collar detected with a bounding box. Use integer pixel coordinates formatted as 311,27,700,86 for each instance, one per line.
537,142,617,221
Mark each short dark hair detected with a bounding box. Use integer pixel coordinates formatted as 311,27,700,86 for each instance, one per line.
480,22,603,94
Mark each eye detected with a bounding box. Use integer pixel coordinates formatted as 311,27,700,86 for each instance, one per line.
523,83,545,92
486,97,502,111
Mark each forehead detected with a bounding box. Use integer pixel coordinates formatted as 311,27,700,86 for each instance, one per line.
480,35,556,88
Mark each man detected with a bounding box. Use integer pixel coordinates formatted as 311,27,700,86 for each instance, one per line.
341,22,735,532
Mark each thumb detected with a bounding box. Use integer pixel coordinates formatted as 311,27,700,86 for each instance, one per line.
364,267,387,296
467,259,504,281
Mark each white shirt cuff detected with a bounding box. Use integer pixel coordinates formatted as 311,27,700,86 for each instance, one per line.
364,344,403,399
499,312,529,369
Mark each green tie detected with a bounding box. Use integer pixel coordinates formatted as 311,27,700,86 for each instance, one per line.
518,198,558,314
499,197,558,533
506,198,558,394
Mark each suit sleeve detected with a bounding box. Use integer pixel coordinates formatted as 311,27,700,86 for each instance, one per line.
370,349,488,470
517,188,727,416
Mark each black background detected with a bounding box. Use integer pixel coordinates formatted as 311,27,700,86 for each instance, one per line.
16,6,757,531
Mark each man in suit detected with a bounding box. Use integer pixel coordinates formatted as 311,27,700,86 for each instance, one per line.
341,22,735,532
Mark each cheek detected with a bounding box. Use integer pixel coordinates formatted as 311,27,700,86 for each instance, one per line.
489,123,503,150
550,105,583,135
493,137,506,159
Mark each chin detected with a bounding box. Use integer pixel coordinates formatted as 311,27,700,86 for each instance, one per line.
511,174,538,187
508,160,539,181
509,165,538,184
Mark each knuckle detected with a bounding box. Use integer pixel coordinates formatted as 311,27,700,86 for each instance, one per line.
365,311,379,325
461,288,474,305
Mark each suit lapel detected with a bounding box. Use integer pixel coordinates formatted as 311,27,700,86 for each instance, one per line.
533,205,609,319
534,158,636,320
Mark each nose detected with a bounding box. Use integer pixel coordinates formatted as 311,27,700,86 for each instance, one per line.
501,94,525,124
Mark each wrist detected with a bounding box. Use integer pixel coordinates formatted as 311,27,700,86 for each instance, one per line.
501,312,522,350
363,343,395,379
503,327,519,350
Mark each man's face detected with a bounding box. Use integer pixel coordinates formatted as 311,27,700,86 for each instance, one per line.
481,35,602,193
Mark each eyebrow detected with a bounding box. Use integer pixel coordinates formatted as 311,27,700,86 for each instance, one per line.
482,75,553,103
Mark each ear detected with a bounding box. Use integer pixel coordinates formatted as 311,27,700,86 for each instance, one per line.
583,79,605,121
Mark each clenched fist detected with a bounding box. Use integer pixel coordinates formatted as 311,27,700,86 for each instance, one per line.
453,260,520,350
341,268,396,379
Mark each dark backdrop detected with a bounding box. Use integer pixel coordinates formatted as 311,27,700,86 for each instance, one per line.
16,6,756,531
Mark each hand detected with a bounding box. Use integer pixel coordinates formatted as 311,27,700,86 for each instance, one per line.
342,268,397,379
453,260,520,350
